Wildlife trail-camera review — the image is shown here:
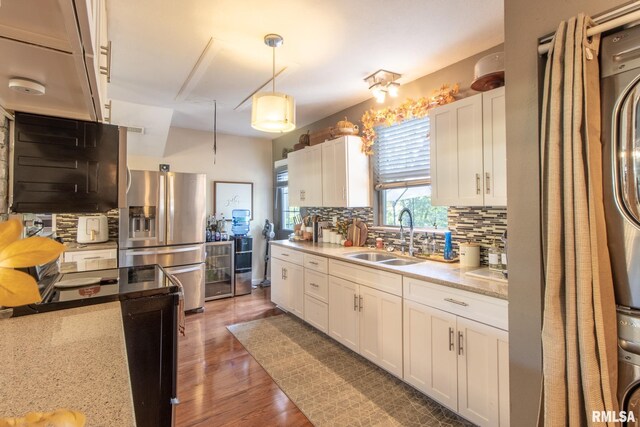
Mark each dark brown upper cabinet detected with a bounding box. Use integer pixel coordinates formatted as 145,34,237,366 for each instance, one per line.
11,112,119,213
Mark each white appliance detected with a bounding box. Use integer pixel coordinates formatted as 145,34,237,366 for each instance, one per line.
77,215,109,243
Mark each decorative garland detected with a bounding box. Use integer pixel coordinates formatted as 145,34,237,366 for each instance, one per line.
360,83,460,155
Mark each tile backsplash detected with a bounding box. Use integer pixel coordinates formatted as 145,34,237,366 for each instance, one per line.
54,210,119,243
301,206,507,265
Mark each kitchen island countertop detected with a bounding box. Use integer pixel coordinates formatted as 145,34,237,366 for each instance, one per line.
271,240,508,300
0,302,136,425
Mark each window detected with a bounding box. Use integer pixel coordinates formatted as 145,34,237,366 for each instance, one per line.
374,117,447,228
275,167,300,232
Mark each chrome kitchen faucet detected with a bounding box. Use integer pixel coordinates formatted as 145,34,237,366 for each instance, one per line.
399,208,416,256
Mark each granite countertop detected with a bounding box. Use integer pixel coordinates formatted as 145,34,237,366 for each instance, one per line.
0,302,136,425
271,240,508,300
64,240,118,252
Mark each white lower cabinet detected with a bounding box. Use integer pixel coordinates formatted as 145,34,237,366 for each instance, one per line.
270,257,304,319
304,293,328,333
329,275,403,378
403,284,510,427
271,245,510,427
404,300,458,410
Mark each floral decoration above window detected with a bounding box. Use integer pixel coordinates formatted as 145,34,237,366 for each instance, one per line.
360,83,459,155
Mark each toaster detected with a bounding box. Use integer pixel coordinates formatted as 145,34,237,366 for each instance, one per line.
77,215,109,243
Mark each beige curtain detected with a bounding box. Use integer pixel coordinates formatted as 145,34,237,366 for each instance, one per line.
540,14,619,427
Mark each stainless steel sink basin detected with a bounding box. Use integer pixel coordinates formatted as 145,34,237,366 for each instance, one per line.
347,252,396,262
380,258,422,266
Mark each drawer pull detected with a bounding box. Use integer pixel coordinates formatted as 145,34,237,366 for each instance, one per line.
444,298,469,307
281,253,289,257
309,261,319,265
309,282,319,288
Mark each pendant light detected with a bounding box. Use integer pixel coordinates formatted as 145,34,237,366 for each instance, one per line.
251,34,296,133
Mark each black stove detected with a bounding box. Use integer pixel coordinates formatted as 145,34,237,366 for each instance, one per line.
12,264,179,317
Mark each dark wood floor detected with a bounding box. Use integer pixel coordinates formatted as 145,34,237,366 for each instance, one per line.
175,287,312,427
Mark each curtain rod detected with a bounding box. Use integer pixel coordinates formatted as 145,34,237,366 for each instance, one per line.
538,6,640,55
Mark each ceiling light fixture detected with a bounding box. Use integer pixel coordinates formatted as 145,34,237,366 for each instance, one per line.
364,70,401,103
251,34,296,133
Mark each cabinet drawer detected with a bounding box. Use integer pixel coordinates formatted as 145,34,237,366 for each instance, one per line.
304,294,328,333
305,269,328,303
271,245,303,265
403,277,508,330
304,253,328,273
329,259,402,297
64,248,117,262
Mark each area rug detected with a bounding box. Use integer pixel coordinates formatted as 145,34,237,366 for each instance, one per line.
227,314,474,426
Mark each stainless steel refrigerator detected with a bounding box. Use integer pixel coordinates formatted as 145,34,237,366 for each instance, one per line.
119,170,206,311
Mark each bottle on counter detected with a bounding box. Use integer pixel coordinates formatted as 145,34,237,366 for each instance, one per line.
376,237,384,249
500,230,508,270
488,238,502,271
443,231,453,260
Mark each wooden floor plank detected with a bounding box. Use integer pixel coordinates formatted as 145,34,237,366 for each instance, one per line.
175,287,312,427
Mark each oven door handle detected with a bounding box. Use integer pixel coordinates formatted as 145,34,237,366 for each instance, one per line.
167,265,202,275
124,246,201,256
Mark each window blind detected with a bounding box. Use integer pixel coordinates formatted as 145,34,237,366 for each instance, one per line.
275,166,288,188
276,169,288,182
373,117,430,187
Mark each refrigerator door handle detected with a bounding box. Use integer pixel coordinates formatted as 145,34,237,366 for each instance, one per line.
168,173,175,243
158,174,166,244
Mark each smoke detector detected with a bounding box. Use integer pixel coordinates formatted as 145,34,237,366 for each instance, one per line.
8,78,45,95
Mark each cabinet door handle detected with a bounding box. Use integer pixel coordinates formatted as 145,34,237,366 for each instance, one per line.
281,268,285,280
100,41,112,83
449,327,454,351
485,172,491,194
475,173,481,195
444,298,469,307
458,331,464,356
359,295,363,312
353,294,358,311
104,99,112,123
283,268,287,279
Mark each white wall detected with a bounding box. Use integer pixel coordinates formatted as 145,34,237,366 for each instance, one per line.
128,127,273,281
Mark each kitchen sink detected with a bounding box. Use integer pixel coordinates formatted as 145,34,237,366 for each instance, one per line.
380,258,422,266
346,252,423,266
347,252,396,262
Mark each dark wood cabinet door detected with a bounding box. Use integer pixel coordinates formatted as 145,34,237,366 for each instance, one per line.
121,293,178,427
12,112,119,213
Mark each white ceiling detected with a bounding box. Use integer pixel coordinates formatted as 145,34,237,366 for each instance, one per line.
107,0,504,138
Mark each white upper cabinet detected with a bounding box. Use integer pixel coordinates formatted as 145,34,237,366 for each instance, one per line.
288,136,370,208
430,87,507,207
287,145,323,207
321,136,370,208
482,87,507,206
